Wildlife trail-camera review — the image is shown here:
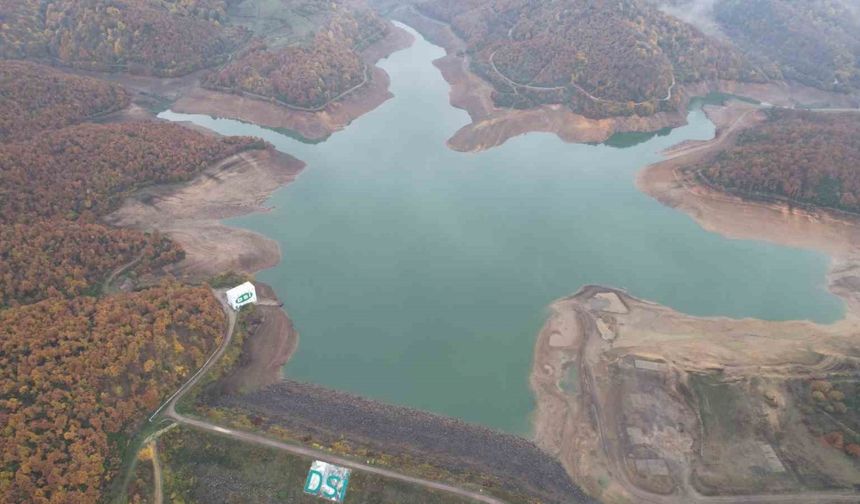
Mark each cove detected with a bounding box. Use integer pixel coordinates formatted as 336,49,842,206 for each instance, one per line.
160,23,843,434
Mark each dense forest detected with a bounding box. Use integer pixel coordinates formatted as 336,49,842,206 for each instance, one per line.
0,285,224,503
0,221,181,307
697,110,860,212
712,0,860,92
654,0,860,93
0,58,272,501
417,0,770,118
0,122,265,222
0,0,246,75
0,120,264,305
0,60,130,141
203,7,388,108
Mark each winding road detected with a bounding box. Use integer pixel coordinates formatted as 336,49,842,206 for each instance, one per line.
146,291,505,504
101,250,145,295
488,50,675,105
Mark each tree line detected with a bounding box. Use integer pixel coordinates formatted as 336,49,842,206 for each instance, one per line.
0,284,224,502
698,110,860,213
0,0,245,76
0,60,130,142
713,0,860,93
418,0,772,118
202,7,389,109
0,62,270,502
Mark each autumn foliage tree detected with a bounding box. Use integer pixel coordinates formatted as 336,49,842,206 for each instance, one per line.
417,0,771,118
0,284,224,503
0,0,247,76
0,26,273,503
0,115,265,504
0,122,266,223
0,120,266,307
0,60,129,141
713,0,860,92
203,8,388,108
0,221,182,307
698,110,860,213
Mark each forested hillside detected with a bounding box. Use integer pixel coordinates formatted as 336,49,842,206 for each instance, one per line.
654,0,860,93
0,65,266,500
712,0,860,92
697,110,860,212
203,6,389,108
417,0,769,118
0,60,129,141
0,285,224,503
0,221,181,307
0,0,246,75
0,122,265,222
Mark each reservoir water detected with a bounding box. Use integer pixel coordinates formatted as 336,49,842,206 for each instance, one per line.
161,24,843,434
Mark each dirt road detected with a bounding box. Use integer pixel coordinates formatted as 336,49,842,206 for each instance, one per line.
101,250,145,294
150,441,163,504
149,292,505,504
576,296,860,504
171,412,505,504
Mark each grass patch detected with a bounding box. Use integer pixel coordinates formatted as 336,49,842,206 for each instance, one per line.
158,426,477,503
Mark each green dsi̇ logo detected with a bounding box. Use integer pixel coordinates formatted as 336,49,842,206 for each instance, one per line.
304,461,350,502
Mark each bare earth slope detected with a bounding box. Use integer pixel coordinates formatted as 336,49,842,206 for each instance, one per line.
532,102,860,503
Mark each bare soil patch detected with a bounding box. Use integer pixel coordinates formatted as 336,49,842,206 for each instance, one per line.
105,149,304,281
531,286,860,504
220,283,298,393
532,101,860,503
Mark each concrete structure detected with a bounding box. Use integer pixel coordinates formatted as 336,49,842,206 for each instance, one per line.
225,281,257,311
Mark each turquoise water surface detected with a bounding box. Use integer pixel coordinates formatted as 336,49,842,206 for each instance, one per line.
160,24,842,434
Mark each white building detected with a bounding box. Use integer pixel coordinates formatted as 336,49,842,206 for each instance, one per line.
225,281,257,311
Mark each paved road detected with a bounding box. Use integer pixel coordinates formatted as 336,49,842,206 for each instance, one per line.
149,293,504,504
147,290,237,422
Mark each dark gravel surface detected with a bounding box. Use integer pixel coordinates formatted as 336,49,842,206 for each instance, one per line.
213,380,599,504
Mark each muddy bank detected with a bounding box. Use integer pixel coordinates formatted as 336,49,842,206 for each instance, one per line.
106,146,302,392
529,101,860,502
171,25,415,142
391,6,687,152
219,283,298,393
212,380,597,504
531,285,860,503
106,148,303,280
391,6,858,153
638,122,860,318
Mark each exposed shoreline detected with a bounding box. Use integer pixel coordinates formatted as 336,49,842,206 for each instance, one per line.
171,25,415,142
529,101,860,502
391,6,859,153
101,14,860,501
104,20,417,391
531,286,860,503
106,148,304,281
105,146,303,389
